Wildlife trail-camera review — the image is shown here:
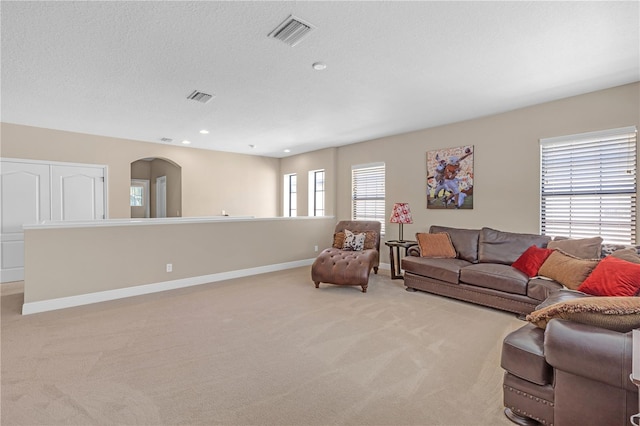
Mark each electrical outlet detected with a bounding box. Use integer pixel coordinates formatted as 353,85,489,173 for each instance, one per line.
314,245,318,252
166,263,172,272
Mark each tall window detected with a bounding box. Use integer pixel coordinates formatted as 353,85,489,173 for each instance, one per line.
540,126,637,244
308,169,325,216
352,162,385,233
283,173,297,217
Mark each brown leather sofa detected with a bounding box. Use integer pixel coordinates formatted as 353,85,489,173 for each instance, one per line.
311,220,381,293
501,290,637,426
402,225,562,315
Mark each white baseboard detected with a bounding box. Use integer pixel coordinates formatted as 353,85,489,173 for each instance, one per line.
22,259,315,315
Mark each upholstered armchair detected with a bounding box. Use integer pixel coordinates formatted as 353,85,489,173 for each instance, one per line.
311,220,381,293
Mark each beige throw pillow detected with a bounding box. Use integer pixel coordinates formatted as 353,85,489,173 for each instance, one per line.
537,250,599,290
526,296,640,333
416,232,457,258
547,236,603,259
611,248,640,264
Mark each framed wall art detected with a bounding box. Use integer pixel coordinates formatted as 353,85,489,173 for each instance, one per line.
426,145,474,209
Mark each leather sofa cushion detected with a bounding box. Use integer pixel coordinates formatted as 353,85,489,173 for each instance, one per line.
527,278,564,302
459,263,528,295
501,323,553,386
401,257,470,284
429,225,480,263
478,227,551,265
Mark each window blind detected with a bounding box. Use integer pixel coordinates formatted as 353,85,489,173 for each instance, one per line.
540,126,637,244
352,163,385,233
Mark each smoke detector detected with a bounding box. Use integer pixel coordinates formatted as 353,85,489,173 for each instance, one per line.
268,15,315,47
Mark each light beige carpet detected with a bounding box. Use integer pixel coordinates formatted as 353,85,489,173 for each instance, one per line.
1,267,523,425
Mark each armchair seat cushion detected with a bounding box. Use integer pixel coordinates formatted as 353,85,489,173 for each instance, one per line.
501,324,552,386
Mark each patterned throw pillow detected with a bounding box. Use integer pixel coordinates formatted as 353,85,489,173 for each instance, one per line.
334,231,377,250
342,229,365,251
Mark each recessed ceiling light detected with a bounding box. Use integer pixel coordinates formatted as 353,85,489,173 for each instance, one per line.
182,140,191,145
312,62,327,70
284,149,291,153
199,129,209,134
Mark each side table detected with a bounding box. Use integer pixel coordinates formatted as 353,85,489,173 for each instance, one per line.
385,240,418,279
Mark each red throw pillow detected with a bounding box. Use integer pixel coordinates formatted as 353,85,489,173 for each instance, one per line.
511,245,555,277
578,256,640,296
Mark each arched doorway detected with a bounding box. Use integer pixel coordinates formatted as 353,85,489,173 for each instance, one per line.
130,158,182,218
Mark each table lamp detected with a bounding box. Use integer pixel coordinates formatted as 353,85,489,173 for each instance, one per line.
389,202,413,241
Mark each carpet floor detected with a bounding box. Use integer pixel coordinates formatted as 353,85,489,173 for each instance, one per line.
1,267,523,425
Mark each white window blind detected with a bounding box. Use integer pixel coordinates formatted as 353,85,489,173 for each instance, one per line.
540,126,637,244
352,163,385,233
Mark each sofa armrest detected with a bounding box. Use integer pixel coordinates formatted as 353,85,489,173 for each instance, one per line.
408,246,420,257
544,319,635,391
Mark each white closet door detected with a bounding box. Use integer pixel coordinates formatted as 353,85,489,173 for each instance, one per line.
51,165,105,221
0,161,51,282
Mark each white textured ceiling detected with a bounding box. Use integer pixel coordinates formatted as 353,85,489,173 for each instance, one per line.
2,1,639,158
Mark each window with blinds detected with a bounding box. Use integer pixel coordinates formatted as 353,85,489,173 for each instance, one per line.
540,126,637,245
352,163,385,233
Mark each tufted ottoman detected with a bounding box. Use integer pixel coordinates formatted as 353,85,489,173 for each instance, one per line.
311,247,379,293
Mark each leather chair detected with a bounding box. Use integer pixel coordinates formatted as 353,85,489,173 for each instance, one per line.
311,220,381,293
501,290,637,426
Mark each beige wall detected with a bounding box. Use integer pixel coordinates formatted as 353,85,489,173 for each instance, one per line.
24,217,336,304
0,124,280,218
284,83,639,247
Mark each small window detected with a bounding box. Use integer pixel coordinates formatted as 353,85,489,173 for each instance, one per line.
540,126,637,244
130,186,144,207
352,162,385,234
308,169,325,216
283,173,297,217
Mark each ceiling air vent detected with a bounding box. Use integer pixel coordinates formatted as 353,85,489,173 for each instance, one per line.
187,90,214,104
268,15,315,47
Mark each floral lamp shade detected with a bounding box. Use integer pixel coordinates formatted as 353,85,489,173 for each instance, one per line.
389,202,413,241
